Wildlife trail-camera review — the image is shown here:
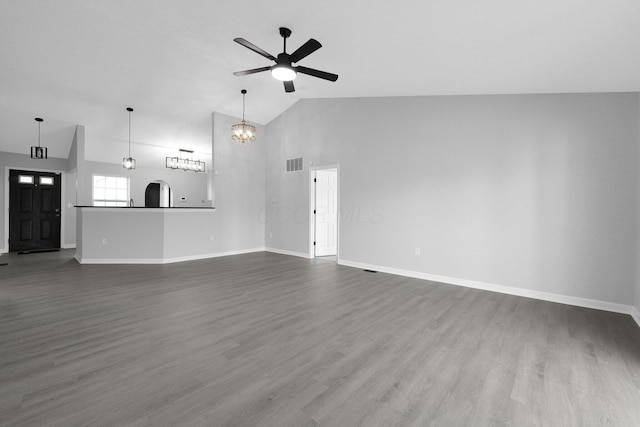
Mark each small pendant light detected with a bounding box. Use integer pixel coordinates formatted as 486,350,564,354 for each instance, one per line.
123,107,136,169
231,89,256,143
31,117,47,159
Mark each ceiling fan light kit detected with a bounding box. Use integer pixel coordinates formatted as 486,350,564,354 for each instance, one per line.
271,64,296,81
233,27,338,93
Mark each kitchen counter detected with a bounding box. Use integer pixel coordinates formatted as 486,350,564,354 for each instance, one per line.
75,206,219,264
74,206,216,209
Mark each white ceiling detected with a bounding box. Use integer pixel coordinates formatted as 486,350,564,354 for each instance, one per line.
1,0,639,165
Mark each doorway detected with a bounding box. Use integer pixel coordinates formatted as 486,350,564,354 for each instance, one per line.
8,169,62,252
310,167,338,258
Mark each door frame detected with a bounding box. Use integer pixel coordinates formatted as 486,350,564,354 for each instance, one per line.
3,166,67,253
309,164,340,260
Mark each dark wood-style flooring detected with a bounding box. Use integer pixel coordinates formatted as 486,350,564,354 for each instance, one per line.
1,250,639,426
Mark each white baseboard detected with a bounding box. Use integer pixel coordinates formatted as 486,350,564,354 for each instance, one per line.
265,247,312,259
338,258,637,320
163,247,266,264
76,247,266,265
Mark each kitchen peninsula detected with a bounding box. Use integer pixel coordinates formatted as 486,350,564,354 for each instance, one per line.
75,206,217,264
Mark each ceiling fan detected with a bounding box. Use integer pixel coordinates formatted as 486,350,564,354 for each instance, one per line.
233,27,338,93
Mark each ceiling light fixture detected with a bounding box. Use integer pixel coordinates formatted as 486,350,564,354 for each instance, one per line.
31,117,47,159
122,107,136,169
233,27,338,93
166,148,205,172
271,61,296,81
231,89,256,143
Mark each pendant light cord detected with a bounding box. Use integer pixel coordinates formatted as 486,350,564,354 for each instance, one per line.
240,89,248,123
128,110,131,157
127,107,133,158
32,118,44,158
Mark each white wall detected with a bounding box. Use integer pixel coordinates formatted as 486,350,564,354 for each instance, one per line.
211,112,266,252
63,170,76,247
75,126,87,206
636,93,640,319
65,127,79,246
77,208,165,261
265,93,639,306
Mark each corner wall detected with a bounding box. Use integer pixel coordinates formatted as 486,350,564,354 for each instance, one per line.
210,112,266,253
266,93,638,308
635,93,640,325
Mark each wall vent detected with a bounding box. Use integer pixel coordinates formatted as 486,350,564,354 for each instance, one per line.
286,157,304,172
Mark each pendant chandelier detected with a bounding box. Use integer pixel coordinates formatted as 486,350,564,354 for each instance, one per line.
31,117,47,159
122,107,136,169
166,148,205,172
231,89,256,143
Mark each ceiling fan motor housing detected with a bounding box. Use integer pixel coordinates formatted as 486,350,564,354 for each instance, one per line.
279,27,292,39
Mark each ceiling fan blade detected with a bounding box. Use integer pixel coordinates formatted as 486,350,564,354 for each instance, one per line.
296,66,338,82
233,66,271,77
284,80,295,93
290,38,322,63
233,38,276,61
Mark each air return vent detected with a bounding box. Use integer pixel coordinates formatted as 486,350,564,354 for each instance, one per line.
286,157,304,172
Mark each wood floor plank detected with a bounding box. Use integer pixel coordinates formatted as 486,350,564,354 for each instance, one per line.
1,250,639,426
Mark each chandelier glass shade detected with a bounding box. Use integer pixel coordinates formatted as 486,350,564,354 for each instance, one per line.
232,120,256,143
122,107,136,169
166,149,205,172
31,117,47,159
231,89,256,143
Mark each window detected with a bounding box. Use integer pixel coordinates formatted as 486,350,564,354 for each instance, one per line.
93,175,129,206
39,176,54,185
19,175,34,184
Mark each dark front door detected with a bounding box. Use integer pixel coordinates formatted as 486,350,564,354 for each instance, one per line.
9,169,62,252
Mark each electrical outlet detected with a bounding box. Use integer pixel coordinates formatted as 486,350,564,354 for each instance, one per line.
269,232,273,238
102,238,107,245
209,235,214,242
415,247,421,256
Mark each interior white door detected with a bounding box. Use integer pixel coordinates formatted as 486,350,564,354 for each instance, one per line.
314,169,337,257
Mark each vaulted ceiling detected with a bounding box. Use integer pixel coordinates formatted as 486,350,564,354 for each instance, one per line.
1,0,639,165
